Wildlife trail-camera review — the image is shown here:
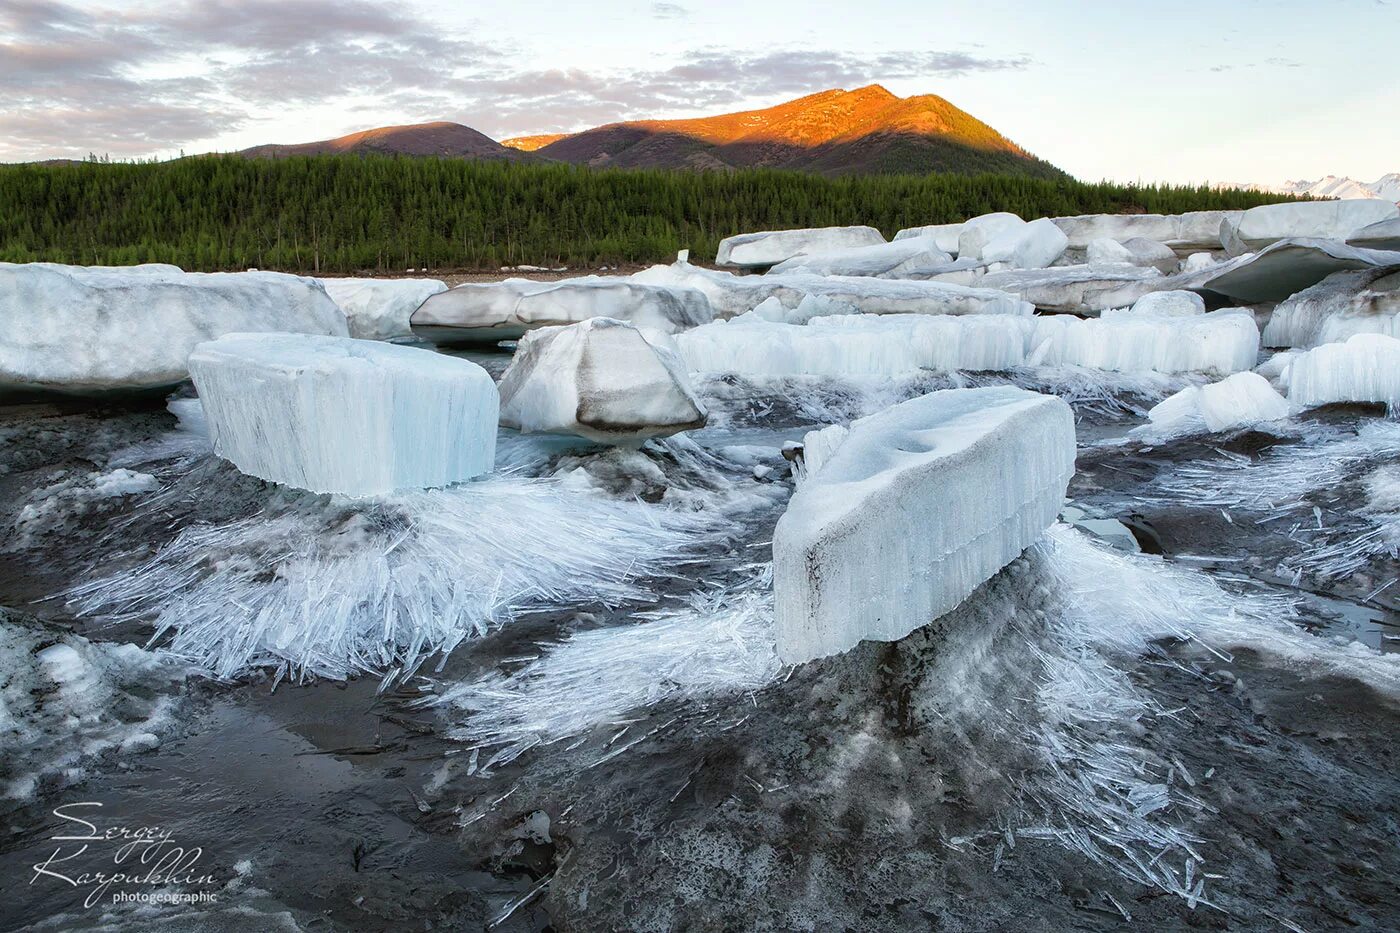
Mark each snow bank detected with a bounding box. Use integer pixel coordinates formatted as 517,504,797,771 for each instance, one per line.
1029,310,1259,375
1144,372,1289,435
1226,199,1399,252
1287,333,1400,410
677,313,1033,377
499,318,707,443
69,476,723,682
893,222,964,254
715,226,885,268
1202,238,1400,304
767,236,951,278
188,333,498,497
318,277,447,340
1261,267,1400,348
0,266,348,391
774,387,1075,663
411,276,712,343
1,612,185,800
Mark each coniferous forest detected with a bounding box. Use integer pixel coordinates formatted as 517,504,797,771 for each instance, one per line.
0,156,1295,274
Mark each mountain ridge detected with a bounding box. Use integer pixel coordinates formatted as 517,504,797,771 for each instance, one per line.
237,87,1064,178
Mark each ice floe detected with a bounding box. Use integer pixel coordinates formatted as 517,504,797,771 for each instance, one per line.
1028,309,1259,375
189,333,498,497
318,276,447,340
892,222,964,254
411,276,712,344
1143,372,1290,436
767,236,952,278
499,317,707,443
1202,238,1400,304
1224,199,1400,253
773,387,1075,663
715,226,885,269
0,265,348,392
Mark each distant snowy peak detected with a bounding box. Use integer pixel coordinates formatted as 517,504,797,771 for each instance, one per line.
1276,174,1400,202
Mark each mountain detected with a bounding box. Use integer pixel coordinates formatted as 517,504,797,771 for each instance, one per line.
501,134,569,152
525,85,1064,178
1278,174,1400,202
239,121,527,161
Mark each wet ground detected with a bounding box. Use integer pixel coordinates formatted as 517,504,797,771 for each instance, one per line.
3,355,1399,931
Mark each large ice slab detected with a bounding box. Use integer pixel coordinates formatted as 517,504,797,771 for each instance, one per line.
1029,309,1259,375
1201,238,1400,303
677,313,1033,376
1,261,185,276
1119,290,1205,317
767,237,952,278
715,226,885,269
980,217,1069,270
1262,267,1400,348
957,212,1026,261
319,277,447,340
188,334,498,496
632,260,1031,319
1146,372,1289,434
410,276,712,344
774,386,1075,663
979,264,1165,313
1348,219,1400,252
0,266,348,392
1051,211,1241,251
1224,200,1399,253
499,318,707,443
1086,237,1179,274
1287,334,1400,410
893,222,964,254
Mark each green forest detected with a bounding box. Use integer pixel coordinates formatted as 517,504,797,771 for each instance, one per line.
0,156,1295,274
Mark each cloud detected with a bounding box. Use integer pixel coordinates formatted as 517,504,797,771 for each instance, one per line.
0,0,498,159
0,0,1033,159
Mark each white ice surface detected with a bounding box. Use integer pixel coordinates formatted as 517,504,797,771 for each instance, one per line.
1287,333,1400,410
892,222,964,254
318,277,447,340
0,266,348,391
774,386,1075,663
767,236,952,278
677,313,1033,377
715,226,885,268
1028,309,1260,375
633,260,1030,319
189,333,498,496
1229,199,1400,251
1261,267,1400,348
980,217,1068,270
411,276,712,341
979,264,1165,314
1051,211,1239,250
1086,237,1178,274
1117,290,1206,317
1143,371,1289,436
499,317,708,443
957,212,1027,261
1348,218,1400,251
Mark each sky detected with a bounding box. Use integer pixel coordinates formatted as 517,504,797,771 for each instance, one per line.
1,0,1396,184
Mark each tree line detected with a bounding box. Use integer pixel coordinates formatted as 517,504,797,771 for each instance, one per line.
0,155,1296,274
